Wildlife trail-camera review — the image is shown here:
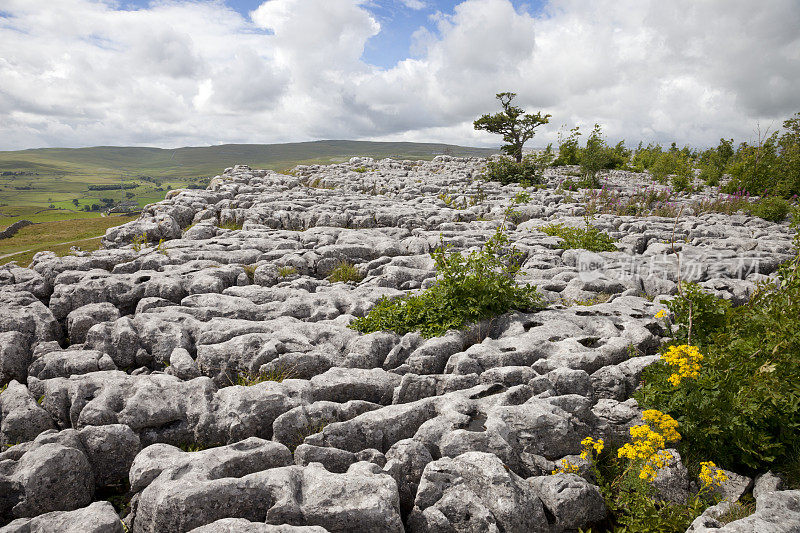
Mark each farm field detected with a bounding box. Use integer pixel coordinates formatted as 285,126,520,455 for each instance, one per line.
0,215,137,267
0,141,497,267
0,140,497,225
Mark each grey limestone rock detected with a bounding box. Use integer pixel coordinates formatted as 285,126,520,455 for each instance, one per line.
0,381,55,446
0,159,794,528
166,347,202,380
528,473,607,531
78,424,140,487
383,438,434,515
0,292,61,356
1,442,94,520
66,303,121,345
27,349,116,380
687,489,800,532
293,444,356,473
752,471,784,499
309,367,400,405
130,442,402,533
188,520,328,533
650,449,690,504
408,451,548,533
0,333,31,386
0,501,122,533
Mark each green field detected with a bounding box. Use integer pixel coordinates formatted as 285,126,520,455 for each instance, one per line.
0,215,138,267
0,140,497,225
0,140,497,267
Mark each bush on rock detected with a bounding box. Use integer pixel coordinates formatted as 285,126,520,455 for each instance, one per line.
638,215,800,476
350,226,543,337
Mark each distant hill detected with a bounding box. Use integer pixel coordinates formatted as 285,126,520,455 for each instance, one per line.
0,140,499,178
0,140,499,224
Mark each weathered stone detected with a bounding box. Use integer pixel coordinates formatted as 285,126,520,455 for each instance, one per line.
0,381,55,446
0,501,123,533
528,473,607,531
188,520,328,533
0,332,30,386
408,451,548,533
66,303,121,345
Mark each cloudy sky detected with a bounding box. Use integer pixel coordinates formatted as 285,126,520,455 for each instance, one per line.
1,0,798,151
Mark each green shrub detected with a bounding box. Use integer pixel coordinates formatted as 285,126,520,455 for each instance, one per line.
219,220,243,231
349,226,543,338
594,452,708,532
650,150,692,186
562,418,718,532
236,366,295,385
580,124,617,181
553,125,582,166
697,139,734,186
666,282,730,346
723,112,800,197
242,264,257,283
671,173,693,192
638,227,800,476
327,261,363,283
481,155,543,185
746,196,791,222
540,218,617,252
513,191,531,204
630,142,664,172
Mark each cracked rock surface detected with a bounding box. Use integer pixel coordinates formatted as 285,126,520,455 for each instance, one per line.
0,156,797,532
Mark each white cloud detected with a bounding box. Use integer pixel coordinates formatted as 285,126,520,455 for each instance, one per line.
401,0,428,9
0,0,798,150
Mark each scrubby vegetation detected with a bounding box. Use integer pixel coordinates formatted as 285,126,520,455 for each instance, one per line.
540,218,617,252
277,265,297,278
746,196,791,222
557,410,730,532
637,212,800,478
350,225,543,337
236,366,296,386
723,114,800,197
327,261,363,283
544,111,800,200
481,154,545,185
544,211,800,530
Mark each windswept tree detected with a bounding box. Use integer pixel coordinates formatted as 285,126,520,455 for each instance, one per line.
473,92,551,163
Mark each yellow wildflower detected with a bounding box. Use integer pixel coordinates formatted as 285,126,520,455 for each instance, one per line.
580,436,604,457
655,309,668,319
617,410,680,481
661,344,703,386
642,410,681,442
638,450,675,482
699,461,728,488
552,458,580,475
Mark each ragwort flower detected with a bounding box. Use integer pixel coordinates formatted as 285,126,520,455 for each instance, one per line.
661,344,703,386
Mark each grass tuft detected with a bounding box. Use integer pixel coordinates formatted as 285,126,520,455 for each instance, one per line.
327,261,363,283
236,366,296,386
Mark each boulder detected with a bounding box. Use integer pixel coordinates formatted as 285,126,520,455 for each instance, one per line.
408,451,548,532
0,501,123,533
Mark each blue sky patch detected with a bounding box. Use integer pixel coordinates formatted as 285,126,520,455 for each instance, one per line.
117,0,544,68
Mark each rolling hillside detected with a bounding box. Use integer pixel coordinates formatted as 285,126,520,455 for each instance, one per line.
0,140,498,224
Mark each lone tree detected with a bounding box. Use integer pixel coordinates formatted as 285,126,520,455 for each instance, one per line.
474,92,551,163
